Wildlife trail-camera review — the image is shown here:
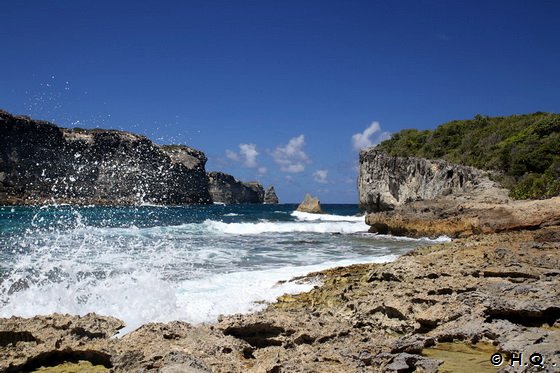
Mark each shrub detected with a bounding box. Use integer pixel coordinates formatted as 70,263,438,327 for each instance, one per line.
376,113,560,200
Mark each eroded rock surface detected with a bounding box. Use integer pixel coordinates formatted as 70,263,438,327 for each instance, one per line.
296,193,324,214
359,149,560,238
207,172,266,204
366,194,560,238
0,110,212,205
2,227,558,372
263,186,279,204
358,149,499,212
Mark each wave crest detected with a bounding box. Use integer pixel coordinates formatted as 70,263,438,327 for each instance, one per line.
204,219,369,235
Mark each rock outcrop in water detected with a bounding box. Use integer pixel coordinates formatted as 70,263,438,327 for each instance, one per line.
296,193,324,214
207,171,266,204
264,186,279,204
0,110,212,205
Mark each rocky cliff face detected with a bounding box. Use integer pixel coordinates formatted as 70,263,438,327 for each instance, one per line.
208,172,265,204
0,110,212,205
264,186,279,204
358,148,560,238
358,149,493,212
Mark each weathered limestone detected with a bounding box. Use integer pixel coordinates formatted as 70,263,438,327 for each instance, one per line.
358,148,560,238
296,193,324,214
366,195,560,238
358,149,496,212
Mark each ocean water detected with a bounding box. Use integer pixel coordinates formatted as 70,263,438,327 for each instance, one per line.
0,204,446,334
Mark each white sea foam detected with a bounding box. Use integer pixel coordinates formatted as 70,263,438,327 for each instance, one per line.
0,254,397,335
204,219,369,235
0,206,431,336
223,213,241,217
291,210,365,222
363,233,452,243
174,255,396,326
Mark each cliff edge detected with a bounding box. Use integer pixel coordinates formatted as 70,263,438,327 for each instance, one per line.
0,110,212,205
358,113,560,237
208,171,266,204
358,149,503,213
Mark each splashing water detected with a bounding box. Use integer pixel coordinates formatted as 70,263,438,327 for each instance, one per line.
0,204,444,334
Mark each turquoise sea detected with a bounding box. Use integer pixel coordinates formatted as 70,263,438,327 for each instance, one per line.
0,204,445,334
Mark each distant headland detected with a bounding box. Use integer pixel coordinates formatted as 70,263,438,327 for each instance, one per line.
0,110,278,206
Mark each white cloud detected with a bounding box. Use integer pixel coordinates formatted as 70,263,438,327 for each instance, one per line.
313,169,329,184
225,149,239,161
225,143,259,168
257,166,267,175
351,121,391,151
239,143,259,168
272,135,311,173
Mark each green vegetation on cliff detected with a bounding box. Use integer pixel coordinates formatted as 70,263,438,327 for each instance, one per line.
376,112,560,199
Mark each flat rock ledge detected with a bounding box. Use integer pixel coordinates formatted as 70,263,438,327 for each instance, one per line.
366,195,560,238
1,227,559,372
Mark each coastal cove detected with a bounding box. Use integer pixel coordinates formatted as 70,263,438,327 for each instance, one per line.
0,110,559,372
2,0,560,369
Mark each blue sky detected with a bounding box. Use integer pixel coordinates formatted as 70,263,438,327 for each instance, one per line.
2,1,559,203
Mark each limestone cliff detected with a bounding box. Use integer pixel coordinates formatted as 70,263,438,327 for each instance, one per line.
358,148,560,238
0,110,212,205
207,172,265,204
358,149,494,212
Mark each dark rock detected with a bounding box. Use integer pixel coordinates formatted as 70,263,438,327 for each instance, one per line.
0,110,212,205
207,172,265,204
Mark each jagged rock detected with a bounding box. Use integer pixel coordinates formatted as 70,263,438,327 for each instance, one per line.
358,149,503,212
359,149,560,238
0,110,212,205
207,172,265,204
296,193,324,214
264,186,279,204
377,352,442,373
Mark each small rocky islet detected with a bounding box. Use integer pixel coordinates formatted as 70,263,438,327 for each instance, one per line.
1,111,559,372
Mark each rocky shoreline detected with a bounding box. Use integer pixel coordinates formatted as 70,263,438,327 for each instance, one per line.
1,225,558,372
1,114,558,372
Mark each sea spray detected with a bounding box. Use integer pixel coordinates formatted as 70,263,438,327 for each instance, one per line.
0,204,440,334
